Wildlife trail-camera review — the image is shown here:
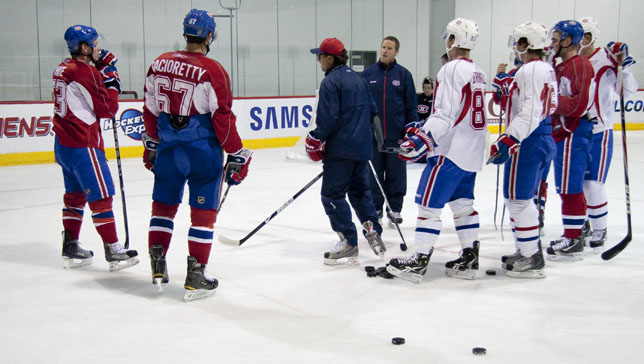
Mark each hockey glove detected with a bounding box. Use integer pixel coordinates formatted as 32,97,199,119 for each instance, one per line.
404,121,424,136
99,65,122,94
95,49,117,69
398,129,436,162
142,132,160,172
492,72,512,102
305,133,325,162
225,148,253,185
606,42,636,68
487,134,519,165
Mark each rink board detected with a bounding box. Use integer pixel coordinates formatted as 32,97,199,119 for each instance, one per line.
2,91,644,166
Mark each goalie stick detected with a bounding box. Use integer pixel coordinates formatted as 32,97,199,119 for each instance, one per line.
218,171,324,246
111,117,130,248
368,160,408,251
602,65,632,260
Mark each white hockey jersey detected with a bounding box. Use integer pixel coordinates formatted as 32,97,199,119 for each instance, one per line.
587,47,639,133
506,59,558,141
423,58,487,172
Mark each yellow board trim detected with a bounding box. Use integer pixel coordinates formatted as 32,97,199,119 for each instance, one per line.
2,125,643,166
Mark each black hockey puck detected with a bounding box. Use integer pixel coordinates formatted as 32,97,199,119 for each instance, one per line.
367,270,379,277
392,337,405,345
364,265,376,273
485,269,496,276
472,347,486,355
376,267,394,279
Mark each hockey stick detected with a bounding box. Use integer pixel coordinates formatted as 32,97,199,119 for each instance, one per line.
218,171,324,246
493,105,504,230
602,65,632,260
111,117,130,248
372,116,403,154
217,184,232,212
368,160,408,251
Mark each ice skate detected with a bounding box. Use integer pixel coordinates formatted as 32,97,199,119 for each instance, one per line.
104,242,139,272
323,236,359,266
588,229,606,251
546,236,584,261
505,250,546,279
184,256,218,301
61,231,94,269
150,245,168,292
387,210,403,228
501,248,522,267
445,241,479,280
580,220,592,246
363,221,386,260
386,249,432,284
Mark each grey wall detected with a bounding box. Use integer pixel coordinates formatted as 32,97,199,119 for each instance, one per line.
1,0,642,101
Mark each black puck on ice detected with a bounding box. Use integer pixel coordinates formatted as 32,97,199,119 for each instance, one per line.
364,265,376,273
485,269,497,276
366,270,379,277
472,347,487,355
392,337,405,345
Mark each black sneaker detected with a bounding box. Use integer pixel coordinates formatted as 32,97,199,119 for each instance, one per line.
184,256,218,301
445,241,479,280
150,245,169,290
386,249,433,284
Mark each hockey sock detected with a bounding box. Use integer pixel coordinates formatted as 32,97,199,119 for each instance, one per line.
583,180,608,231
63,192,86,239
188,207,217,264
415,205,442,254
149,201,179,254
449,198,479,249
506,199,539,256
560,192,586,239
88,197,118,244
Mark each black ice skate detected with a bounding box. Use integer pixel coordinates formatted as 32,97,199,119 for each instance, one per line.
589,229,607,251
387,210,403,228
546,236,584,261
505,250,546,279
150,245,168,291
323,235,359,266
580,220,592,246
386,249,433,284
184,256,218,302
501,248,522,267
62,231,94,269
104,242,139,272
363,221,386,260
445,241,479,280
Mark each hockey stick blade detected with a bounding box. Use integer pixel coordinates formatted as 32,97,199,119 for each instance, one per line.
218,234,242,246
601,234,632,261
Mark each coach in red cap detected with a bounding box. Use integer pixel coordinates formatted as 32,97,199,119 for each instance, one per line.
306,37,387,265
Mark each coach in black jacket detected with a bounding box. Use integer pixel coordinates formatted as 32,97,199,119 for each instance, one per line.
363,36,418,225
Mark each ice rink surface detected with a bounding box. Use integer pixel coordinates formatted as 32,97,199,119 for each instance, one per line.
1,131,643,364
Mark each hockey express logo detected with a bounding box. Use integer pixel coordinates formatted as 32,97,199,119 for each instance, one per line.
102,109,145,141
249,104,313,131
0,115,52,138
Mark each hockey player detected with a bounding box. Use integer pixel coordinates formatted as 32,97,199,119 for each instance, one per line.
545,20,596,261
306,37,386,265
488,21,558,278
362,36,418,227
577,17,638,250
142,9,252,301
53,25,139,271
387,18,487,283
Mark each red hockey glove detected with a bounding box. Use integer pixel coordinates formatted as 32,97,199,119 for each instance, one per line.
398,129,436,162
305,133,325,162
142,132,160,172
225,148,253,185
488,134,519,165
95,49,117,69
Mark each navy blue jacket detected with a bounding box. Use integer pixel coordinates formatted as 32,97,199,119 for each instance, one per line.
311,64,377,161
362,60,417,147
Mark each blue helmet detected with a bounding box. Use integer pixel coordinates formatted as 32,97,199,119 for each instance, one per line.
552,20,584,45
64,25,99,54
183,9,216,38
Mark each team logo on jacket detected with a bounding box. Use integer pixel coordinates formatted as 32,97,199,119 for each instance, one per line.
392,80,401,86
418,105,430,113
117,109,145,141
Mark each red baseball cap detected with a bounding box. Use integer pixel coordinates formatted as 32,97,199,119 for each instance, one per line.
310,38,345,55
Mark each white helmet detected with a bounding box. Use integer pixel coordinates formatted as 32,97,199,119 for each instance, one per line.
443,18,479,51
578,16,600,45
509,21,549,51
